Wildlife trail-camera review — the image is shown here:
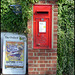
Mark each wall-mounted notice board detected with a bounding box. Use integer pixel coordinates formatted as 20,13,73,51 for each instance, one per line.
2,33,27,74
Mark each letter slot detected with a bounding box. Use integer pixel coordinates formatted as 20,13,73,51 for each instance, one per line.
37,11,48,14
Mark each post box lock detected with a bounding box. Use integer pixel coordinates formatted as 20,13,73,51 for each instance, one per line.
41,18,44,21
37,43,40,46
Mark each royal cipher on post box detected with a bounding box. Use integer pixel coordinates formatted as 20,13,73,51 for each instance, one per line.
33,5,52,49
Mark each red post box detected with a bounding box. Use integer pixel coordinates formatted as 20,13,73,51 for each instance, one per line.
33,5,52,49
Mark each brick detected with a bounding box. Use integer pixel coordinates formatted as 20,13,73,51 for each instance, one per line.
46,71,56,74
54,41,57,44
28,41,32,44
40,50,45,52
34,68,36,71
49,53,51,56
54,13,58,16
54,8,58,12
28,25,32,29
28,68,33,71
28,53,33,56
54,29,57,32
28,49,39,52
54,35,57,38
54,25,58,29
46,50,57,52
46,64,56,67
38,60,48,63
27,20,32,25
54,20,58,23
28,38,32,41
46,71,53,74
54,33,57,36
28,64,39,67
46,57,57,59
52,68,57,70
40,64,45,67
53,44,57,47
49,68,51,70
52,53,57,56
28,60,33,63
49,61,51,63
34,53,37,56
28,57,39,60
53,46,57,48
37,68,48,71
54,5,58,8
53,71,57,74
38,53,48,56
47,1,55,4
52,60,57,63
40,57,45,60
28,44,32,48
40,0,45,3
54,32,57,34
28,34,32,38
54,17,58,20
28,72,39,74
40,72,45,74
34,61,36,63
54,32,57,36
54,37,57,40
53,45,57,48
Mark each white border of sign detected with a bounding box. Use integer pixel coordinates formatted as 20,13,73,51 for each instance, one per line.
2,33,27,74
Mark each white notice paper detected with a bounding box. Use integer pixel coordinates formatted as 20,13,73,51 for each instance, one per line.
39,22,46,32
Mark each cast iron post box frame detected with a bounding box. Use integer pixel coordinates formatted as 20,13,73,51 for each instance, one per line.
33,5,52,49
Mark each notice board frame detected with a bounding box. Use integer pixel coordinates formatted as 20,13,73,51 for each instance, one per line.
2,33,27,74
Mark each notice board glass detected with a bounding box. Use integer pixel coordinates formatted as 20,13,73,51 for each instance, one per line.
2,33,27,74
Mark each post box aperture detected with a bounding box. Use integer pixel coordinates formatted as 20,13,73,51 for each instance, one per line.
33,5,52,49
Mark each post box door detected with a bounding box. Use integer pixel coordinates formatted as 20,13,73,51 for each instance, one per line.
33,5,52,49
35,18,49,47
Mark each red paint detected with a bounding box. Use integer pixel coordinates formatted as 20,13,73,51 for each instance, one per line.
33,5,52,49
